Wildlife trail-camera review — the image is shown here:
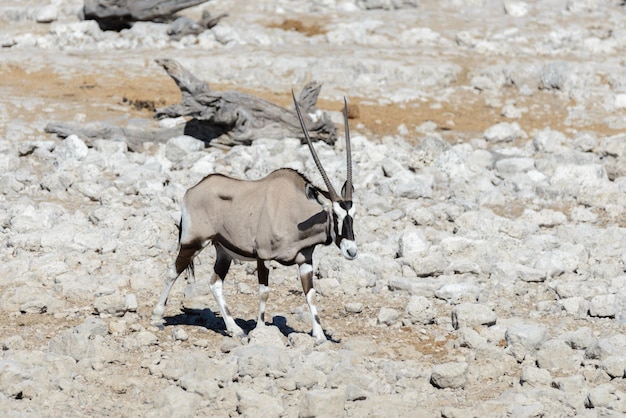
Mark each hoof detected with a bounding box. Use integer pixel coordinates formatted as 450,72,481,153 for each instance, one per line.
228,327,247,340
150,317,165,330
314,336,329,347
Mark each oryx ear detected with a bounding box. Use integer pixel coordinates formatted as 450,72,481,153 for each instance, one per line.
341,181,354,200
306,184,330,206
305,184,317,200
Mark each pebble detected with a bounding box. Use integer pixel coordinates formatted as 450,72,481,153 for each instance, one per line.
430,362,468,389
299,389,345,418
405,295,435,325
519,365,551,387
172,327,189,341
483,122,525,143
377,307,400,326
505,323,549,362
451,303,497,330
35,5,58,23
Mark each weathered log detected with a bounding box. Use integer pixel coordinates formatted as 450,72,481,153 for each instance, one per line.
45,59,336,151
82,0,211,31
154,58,337,145
44,121,185,152
167,11,227,40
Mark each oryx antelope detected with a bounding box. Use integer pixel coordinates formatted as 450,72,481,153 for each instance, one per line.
151,92,357,342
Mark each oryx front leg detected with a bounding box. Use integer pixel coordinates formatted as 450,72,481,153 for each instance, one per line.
299,262,326,343
210,247,245,338
256,260,270,328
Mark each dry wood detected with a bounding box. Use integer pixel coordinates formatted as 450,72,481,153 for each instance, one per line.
154,58,337,145
44,121,185,152
82,0,211,31
45,59,336,151
167,11,227,40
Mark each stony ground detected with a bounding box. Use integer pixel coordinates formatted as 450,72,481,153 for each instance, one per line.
1,0,626,417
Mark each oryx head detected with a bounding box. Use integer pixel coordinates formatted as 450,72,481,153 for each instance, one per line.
293,91,357,260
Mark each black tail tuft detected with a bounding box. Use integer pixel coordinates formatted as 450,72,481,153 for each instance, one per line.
187,259,195,282
176,215,195,280
177,216,182,243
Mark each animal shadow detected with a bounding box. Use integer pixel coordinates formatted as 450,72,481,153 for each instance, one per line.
163,310,335,341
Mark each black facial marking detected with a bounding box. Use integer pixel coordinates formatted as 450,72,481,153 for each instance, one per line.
342,215,354,241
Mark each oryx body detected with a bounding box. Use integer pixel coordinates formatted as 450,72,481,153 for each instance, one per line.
152,93,356,342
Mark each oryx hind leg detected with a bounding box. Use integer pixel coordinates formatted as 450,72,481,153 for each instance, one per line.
298,257,326,343
210,245,245,338
256,260,270,328
151,242,204,327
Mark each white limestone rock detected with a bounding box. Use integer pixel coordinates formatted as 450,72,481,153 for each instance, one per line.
405,295,436,325
165,135,205,163
398,228,430,257
430,362,468,389
53,135,88,161
451,303,497,329
35,5,58,23
299,389,345,418
535,339,583,373
601,356,626,379
483,122,525,143
436,282,483,304
377,307,400,326
237,388,284,417
520,365,551,387
589,294,619,318
505,323,549,362
247,325,286,348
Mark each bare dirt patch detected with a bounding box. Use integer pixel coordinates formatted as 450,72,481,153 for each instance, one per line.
2,61,621,146
267,18,327,37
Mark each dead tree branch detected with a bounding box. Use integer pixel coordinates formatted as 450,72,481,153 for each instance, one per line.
82,0,211,31
154,58,337,146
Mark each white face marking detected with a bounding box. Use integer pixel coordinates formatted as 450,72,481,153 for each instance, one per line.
332,202,357,259
332,202,348,234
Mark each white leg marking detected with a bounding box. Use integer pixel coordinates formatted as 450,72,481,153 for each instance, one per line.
257,284,270,327
210,279,244,337
298,262,326,342
306,288,325,342
299,263,313,276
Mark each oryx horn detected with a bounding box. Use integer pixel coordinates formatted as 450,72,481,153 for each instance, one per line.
343,97,353,201
292,90,340,201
